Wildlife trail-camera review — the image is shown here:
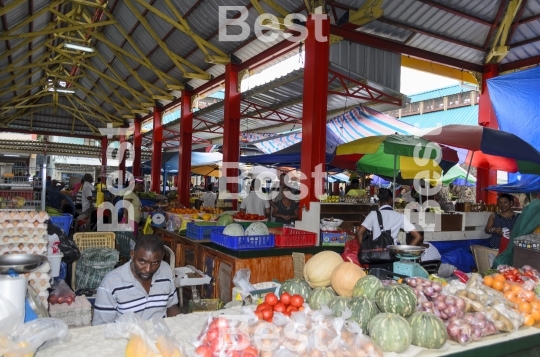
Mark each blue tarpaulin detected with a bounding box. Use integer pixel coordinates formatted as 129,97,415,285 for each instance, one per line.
487,173,540,193
432,239,488,273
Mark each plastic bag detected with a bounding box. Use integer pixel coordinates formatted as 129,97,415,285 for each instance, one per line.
308,309,336,354
153,317,186,357
194,315,257,357
280,311,310,356
233,269,257,293
345,321,384,357
341,238,361,266
327,311,353,357
446,312,498,345
405,277,443,301
0,295,24,334
47,233,60,255
48,279,76,305
1,318,69,357
105,312,160,357
427,295,466,320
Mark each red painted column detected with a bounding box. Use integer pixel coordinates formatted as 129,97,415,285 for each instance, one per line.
222,63,241,210
101,136,108,180
118,135,126,185
132,119,142,177
300,13,330,211
178,91,193,207
151,107,163,193
477,64,499,205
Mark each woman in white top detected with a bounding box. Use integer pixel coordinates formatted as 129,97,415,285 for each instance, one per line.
201,184,217,207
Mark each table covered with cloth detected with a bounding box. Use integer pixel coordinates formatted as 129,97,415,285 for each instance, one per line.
36,307,540,357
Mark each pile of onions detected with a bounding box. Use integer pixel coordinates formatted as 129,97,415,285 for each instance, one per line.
405,277,443,301
446,313,498,345
418,295,466,320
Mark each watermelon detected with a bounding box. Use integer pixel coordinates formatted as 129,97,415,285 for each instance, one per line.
368,313,412,353
349,296,379,333
216,214,234,226
328,296,351,317
353,275,383,299
223,223,244,236
280,279,312,300
374,285,417,318
308,287,337,310
407,312,447,349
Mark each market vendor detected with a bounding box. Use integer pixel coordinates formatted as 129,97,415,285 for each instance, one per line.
346,179,366,196
355,188,422,246
92,235,181,325
240,179,270,217
272,186,299,224
484,193,520,252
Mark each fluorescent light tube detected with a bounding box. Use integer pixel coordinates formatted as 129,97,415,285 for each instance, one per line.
54,88,75,94
4,154,20,157
63,43,95,53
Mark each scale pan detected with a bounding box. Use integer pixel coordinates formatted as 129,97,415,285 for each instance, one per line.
0,254,47,274
388,245,426,257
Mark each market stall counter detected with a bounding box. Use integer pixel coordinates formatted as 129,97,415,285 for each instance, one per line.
35,307,540,357
154,228,342,304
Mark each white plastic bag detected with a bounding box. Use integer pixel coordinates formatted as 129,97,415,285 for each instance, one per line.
233,269,256,293
104,312,160,357
1,318,69,357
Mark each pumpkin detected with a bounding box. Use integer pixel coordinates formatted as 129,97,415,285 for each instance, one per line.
331,262,366,297
353,275,383,299
407,312,447,349
308,287,337,310
303,251,344,288
368,313,412,353
328,296,351,317
280,279,312,300
534,225,540,234
374,285,417,317
349,296,379,333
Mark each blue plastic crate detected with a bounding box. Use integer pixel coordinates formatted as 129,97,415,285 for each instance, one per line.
50,214,73,234
186,222,225,240
210,231,275,250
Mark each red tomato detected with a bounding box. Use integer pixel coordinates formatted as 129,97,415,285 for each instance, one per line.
273,302,286,313
261,309,273,320
209,317,229,330
280,292,291,306
256,303,270,312
290,295,304,308
195,345,213,357
206,328,220,342
298,306,305,311
286,305,298,313
254,311,263,320
265,293,278,306
244,346,259,356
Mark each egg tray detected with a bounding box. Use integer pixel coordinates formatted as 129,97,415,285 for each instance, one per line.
0,228,47,239
0,221,47,230
0,211,50,223
23,261,51,309
1,235,48,244
0,246,47,255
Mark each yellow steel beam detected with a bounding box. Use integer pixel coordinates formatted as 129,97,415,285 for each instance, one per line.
0,81,49,98
71,96,124,124
58,104,99,134
1,1,63,37
0,20,116,41
98,9,183,86
262,0,290,17
0,67,42,90
151,95,175,101
401,56,478,84
1,103,51,110
1,52,52,74
124,0,210,80
1,105,44,125
65,78,126,114
485,0,522,64
69,0,107,8
3,92,53,104
0,0,26,17
0,87,50,111
348,0,384,26
63,96,108,125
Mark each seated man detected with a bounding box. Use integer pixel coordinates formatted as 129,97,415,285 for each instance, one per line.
92,235,181,325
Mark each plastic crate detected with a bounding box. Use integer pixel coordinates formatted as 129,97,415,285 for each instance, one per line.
186,222,225,240
210,231,275,250
274,228,317,247
237,221,283,229
50,214,73,233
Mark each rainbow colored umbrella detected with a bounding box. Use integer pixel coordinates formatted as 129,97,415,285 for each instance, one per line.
332,134,458,179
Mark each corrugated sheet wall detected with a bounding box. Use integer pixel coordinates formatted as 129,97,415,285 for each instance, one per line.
329,40,401,92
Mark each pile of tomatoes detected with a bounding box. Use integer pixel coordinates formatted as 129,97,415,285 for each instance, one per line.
254,292,304,323
195,317,259,357
233,212,266,221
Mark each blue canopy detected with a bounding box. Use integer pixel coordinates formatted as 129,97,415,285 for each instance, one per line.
132,152,222,174
487,173,540,193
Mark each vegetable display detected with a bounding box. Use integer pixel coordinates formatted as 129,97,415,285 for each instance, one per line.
374,285,417,317
303,251,344,288
368,313,412,353
280,279,312,300
349,296,379,332
307,287,336,310
330,262,366,297
352,275,383,300
327,296,352,317
407,312,448,349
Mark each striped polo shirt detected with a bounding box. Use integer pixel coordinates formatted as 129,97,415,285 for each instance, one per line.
92,260,178,326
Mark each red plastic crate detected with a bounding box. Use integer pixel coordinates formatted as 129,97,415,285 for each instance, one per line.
274,228,317,247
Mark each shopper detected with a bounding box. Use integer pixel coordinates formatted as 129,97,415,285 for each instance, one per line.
95,177,106,207
81,174,95,231
240,179,270,217
201,184,217,207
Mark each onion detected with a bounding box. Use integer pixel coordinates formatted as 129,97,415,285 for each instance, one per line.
425,286,434,296
473,328,483,340
463,314,475,323
476,320,486,329
446,305,458,317
407,278,417,287
455,298,466,311
457,334,470,344
440,312,448,320
474,312,485,320
447,324,460,337
436,301,446,311
433,309,441,318
445,296,455,306
522,265,533,272
432,284,442,293
421,301,432,308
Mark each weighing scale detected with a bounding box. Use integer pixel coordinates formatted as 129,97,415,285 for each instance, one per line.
0,254,49,322
388,245,429,279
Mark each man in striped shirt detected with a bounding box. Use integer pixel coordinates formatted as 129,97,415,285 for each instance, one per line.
92,235,181,325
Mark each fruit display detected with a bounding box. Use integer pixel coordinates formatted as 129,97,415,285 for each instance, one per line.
374,285,417,317
232,211,266,221
343,195,370,204
319,195,340,203
330,262,366,297
417,294,466,320
195,317,256,357
167,207,199,215
302,250,344,288
446,312,498,345
407,312,448,349
353,275,383,299
216,214,234,226
349,296,380,332
244,222,269,236
0,197,6,209
254,292,305,322
368,313,412,353
223,223,245,236
200,207,223,214
307,286,336,310
327,296,351,317
279,279,312,300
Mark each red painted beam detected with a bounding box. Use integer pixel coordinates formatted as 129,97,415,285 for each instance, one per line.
118,134,126,185
500,55,540,72
132,119,142,177
222,63,241,209
178,90,193,207
510,35,540,49
330,24,484,73
150,107,162,193
300,14,330,210
100,136,108,180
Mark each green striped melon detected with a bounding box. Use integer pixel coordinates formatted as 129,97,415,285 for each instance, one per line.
348,296,379,333
328,296,351,317
280,279,312,300
407,312,448,349
368,313,412,353
353,275,383,299
374,285,417,317
308,287,337,310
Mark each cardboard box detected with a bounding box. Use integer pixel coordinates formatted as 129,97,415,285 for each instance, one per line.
514,246,540,271
321,230,347,246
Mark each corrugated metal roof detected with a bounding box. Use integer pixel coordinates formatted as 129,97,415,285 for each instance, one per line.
399,105,479,128
408,85,478,102
207,91,225,100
